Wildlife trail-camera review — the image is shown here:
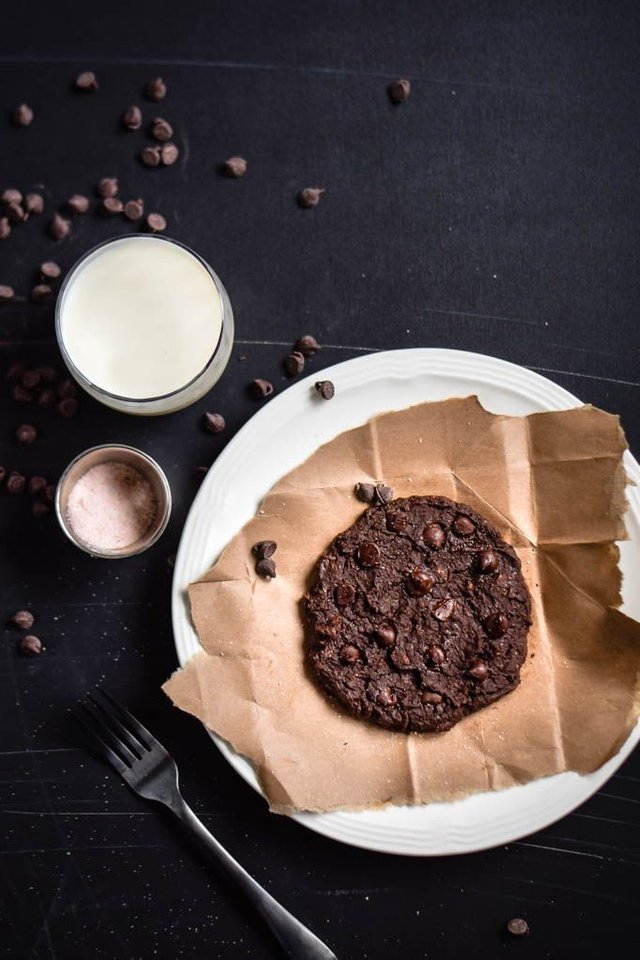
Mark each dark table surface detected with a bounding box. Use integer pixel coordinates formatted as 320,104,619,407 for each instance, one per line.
2,2,640,958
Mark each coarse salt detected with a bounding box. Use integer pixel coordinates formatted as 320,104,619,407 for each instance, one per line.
66,461,156,551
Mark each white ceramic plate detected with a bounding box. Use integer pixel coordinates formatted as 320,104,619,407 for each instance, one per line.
172,348,640,856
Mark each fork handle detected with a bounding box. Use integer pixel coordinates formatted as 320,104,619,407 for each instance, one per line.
168,797,338,960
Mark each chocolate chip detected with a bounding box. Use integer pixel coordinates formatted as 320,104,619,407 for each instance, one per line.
334,583,356,607
66,194,89,214
252,540,277,560
6,470,26,494
374,482,393,504
469,660,488,680
57,379,77,399
16,424,37,445
389,78,411,103
377,687,397,706
13,385,33,403
452,514,475,537
32,501,49,519
122,105,142,130
255,557,276,579
151,117,173,141
2,188,22,204
13,103,34,126
5,361,26,383
0,284,14,302
315,380,335,400
357,541,381,567
386,511,408,532
297,187,325,208
11,609,34,629
27,476,47,496
76,71,98,90
429,645,445,665
203,412,225,434
21,370,41,389
97,177,118,198
19,634,42,655
7,201,26,224
423,522,446,549
146,212,166,233
57,397,78,418
485,613,509,638
433,598,456,621
0,218,11,239
477,548,499,574
422,691,443,704
355,482,376,503
100,197,124,216
283,351,305,377
407,568,435,596
31,284,53,303
223,156,247,178
49,213,70,240
375,624,396,647
40,262,61,280
141,145,162,167
24,193,44,215
250,378,274,399
43,484,56,505
35,365,57,384
146,77,167,101
506,918,529,937
160,143,179,166
295,334,321,357
123,198,144,221
37,388,57,408
340,644,361,663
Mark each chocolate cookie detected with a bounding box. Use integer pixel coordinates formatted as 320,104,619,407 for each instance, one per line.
304,495,531,733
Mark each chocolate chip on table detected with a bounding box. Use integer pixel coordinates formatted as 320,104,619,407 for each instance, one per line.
423,522,446,549
122,105,142,130
374,482,393,504
0,218,11,239
141,145,162,167
31,284,53,303
146,77,167,101
485,612,509,638
25,193,44,215
314,380,335,400
37,388,57,408
151,117,173,141
223,156,247,178
477,548,499,574
57,397,79,418
32,500,50,519
48,213,70,240
13,385,33,402
295,334,321,357
160,143,179,166
0,284,14,302
7,201,27,224
406,567,435,596
11,609,35,629
2,188,22,204
252,540,277,560
66,194,89,214
12,103,34,126
16,423,37,444
355,482,376,503
334,583,356,607
255,557,277,579
43,484,56,505
452,514,475,537
123,199,144,221
21,370,41,389
6,470,26,494
18,634,43,656
203,412,225,434
36,365,57,383
76,71,98,90
283,351,305,377
375,624,396,647
100,197,124,216
506,918,529,937
57,379,77,399
250,378,274,399
5,361,26,383
297,187,324,208
39,262,61,281
146,212,166,233
469,660,488,680
357,541,381,567
27,476,47,496
97,177,118,198
388,78,411,103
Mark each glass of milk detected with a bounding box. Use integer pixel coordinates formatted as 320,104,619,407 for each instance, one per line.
55,235,234,415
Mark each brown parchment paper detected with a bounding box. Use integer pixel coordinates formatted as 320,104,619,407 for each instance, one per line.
163,397,640,814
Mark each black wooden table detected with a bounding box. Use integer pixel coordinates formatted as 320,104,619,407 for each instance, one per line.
2,3,639,957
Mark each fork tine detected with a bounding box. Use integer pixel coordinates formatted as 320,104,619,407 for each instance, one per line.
74,704,130,775
80,697,140,766
95,686,161,754
88,691,146,759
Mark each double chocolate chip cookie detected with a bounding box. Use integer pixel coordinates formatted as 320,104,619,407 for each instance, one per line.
305,495,531,733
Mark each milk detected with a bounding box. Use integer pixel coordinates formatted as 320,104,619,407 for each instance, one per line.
59,236,223,399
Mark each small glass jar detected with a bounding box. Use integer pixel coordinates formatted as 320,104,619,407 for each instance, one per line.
55,233,234,416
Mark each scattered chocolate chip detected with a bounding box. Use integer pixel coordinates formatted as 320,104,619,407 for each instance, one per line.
12,385,33,403
37,388,56,408
389,78,411,103
423,522,446,549
203,412,225,434
100,197,124,216
32,500,49,519
21,370,41,389
433,598,456,621
24,193,44,215
375,482,393,504
43,484,56,505
160,142,179,165
469,660,488,680
407,567,435,596
40,262,61,280
375,624,396,647
452,514,475,537
13,103,34,126
340,644,361,663
429,644,445,665
97,177,118,198
151,117,173,141
122,105,142,130
506,918,529,937
11,609,34,629
250,378,274,399
16,423,37,444
7,201,26,224
57,397,78,418
357,541,381,567
146,212,166,233
48,213,70,240
386,511,408,532
255,557,276,579
146,77,167,101
377,688,397,706
66,194,89,214
76,71,98,91
422,691,443,704
0,217,10,239
297,187,324,208
334,583,356,607
141,145,162,167
6,470,26,494
19,634,43,656
485,612,509,638
252,540,277,560
315,380,335,400
295,334,321,357
27,476,47,496
283,351,305,377
477,548,499,574
35,365,57,383
123,198,144,221
2,188,22,204
355,482,376,503
57,379,77,399
5,361,26,383
31,284,53,303
223,156,247,178
0,284,14,302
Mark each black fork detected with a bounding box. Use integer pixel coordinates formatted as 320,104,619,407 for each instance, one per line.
76,688,338,960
